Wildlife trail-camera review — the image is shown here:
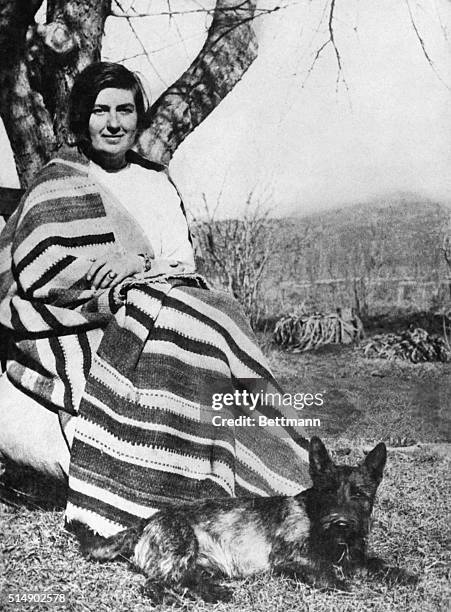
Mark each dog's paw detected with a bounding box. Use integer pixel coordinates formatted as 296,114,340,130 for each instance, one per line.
142,578,232,604
383,567,419,586
289,567,351,592
142,580,187,604
366,557,418,586
189,581,233,603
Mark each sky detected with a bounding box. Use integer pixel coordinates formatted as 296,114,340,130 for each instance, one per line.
1,0,450,219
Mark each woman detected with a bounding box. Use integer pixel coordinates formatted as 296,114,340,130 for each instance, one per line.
0,62,310,535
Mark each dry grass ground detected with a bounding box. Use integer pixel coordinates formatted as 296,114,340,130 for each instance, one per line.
1,343,450,611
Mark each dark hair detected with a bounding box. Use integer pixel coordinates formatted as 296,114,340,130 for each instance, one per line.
68,62,149,149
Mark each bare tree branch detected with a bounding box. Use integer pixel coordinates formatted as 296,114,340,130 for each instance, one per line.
442,233,451,269
111,1,286,20
166,0,193,60
194,190,274,328
433,0,449,45
302,0,349,92
405,0,451,91
137,0,259,164
114,0,169,86
328,0,342,75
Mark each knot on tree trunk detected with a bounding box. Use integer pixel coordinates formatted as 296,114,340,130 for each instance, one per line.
36,21,76,56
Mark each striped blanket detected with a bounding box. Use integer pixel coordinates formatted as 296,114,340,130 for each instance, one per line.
0,147,310,536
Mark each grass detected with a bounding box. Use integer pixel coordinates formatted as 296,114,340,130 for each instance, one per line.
1,341,450,611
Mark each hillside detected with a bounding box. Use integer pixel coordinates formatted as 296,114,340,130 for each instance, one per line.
264,196,451,316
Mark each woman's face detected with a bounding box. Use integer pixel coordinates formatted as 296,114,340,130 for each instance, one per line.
88,88,138,169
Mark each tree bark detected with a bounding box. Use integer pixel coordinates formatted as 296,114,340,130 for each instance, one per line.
137,0,257,164
0,0,55,187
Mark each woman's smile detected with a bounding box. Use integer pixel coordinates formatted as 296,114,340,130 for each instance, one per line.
102,134,124,142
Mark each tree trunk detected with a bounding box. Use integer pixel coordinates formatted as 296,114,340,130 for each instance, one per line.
0,0,111,188
0,0,55,187
0,0,257,189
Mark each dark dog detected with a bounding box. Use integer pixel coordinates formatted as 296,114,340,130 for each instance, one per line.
70,437,416,602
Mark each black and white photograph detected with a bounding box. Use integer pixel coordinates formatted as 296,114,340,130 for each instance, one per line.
0,1,450,610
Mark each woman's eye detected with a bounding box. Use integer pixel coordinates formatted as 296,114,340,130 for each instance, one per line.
92,108,105,115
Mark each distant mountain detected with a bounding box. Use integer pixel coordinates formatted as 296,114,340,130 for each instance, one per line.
263,197,450,314
269,197,450,282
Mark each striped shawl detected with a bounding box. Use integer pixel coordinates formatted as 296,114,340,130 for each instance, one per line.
0,148,310,535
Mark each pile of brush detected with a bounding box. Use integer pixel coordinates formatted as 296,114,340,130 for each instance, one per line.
273,308,364,352
362,328,451,363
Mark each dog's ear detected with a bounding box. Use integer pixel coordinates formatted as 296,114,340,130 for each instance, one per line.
363,442,387,481
309,436,334,479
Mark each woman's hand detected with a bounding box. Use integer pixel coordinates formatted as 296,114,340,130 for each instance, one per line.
145,259,186,277
86,252,142,289
86,254,187,289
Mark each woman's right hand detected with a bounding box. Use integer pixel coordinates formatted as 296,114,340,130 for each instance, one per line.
86,255,186,290
86,251,142,289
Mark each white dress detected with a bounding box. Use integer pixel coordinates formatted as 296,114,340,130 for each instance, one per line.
88,161,195,271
